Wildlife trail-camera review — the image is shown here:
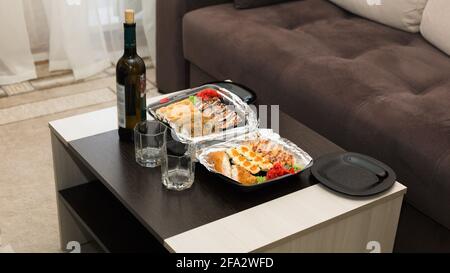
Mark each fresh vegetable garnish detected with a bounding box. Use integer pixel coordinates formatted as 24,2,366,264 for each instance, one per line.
159,97,170,104
266,162,296,180
292,164,302,172
188,95,197,104
256,176,266,184
196,88,221,100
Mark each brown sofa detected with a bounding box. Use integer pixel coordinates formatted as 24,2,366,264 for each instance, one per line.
156,0,450,251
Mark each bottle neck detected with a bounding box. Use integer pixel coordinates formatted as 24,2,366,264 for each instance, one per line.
124,23,137,56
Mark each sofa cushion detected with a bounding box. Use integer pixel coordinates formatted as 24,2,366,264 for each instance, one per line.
329,0,428,32
234,0,293,9
183,0,450,228
420,0,450,55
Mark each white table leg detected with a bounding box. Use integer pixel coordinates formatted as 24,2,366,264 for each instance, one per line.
51,133,96,251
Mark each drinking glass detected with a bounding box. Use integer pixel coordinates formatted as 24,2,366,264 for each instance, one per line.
161,131,195,191
134,120,167,168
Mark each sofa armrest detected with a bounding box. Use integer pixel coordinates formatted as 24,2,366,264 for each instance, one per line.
156,0,232,93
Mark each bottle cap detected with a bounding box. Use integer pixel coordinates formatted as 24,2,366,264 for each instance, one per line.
125,9,135,24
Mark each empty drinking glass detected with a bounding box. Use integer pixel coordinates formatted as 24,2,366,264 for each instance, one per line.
134,120,167,168
161,131,195,191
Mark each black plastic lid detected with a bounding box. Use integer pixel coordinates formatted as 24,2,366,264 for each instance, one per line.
311,152,396,196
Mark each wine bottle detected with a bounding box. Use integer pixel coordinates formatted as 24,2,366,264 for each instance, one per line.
116,9,146,142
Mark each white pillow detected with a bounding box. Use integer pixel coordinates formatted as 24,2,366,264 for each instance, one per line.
329,0,429,32
420,0,450,55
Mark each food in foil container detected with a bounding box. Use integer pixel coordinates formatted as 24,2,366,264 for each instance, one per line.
149,85,257,143
198,129,313,186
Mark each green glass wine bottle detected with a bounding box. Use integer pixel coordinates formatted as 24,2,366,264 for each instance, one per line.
116,9,146,142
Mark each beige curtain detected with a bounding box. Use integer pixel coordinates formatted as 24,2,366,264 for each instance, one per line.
0,0,36,85
0,0,156,85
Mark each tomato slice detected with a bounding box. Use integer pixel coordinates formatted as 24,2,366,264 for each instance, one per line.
196,88,221,99
159,97,170,104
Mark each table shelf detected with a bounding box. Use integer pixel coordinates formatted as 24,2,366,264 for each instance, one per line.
59,181,168,253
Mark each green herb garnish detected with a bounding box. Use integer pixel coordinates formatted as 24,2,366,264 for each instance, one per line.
256,176,267,184
284,164,303,172
188,95,197,104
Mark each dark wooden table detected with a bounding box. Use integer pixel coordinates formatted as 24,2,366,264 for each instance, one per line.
49,99,405,253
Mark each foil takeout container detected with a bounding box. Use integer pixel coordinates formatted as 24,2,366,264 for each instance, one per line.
147,84,258,145
196,129,314,190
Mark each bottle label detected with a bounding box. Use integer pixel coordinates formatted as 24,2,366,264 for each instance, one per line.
117,83,126,128
139,74,147,120
139,74,146,98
